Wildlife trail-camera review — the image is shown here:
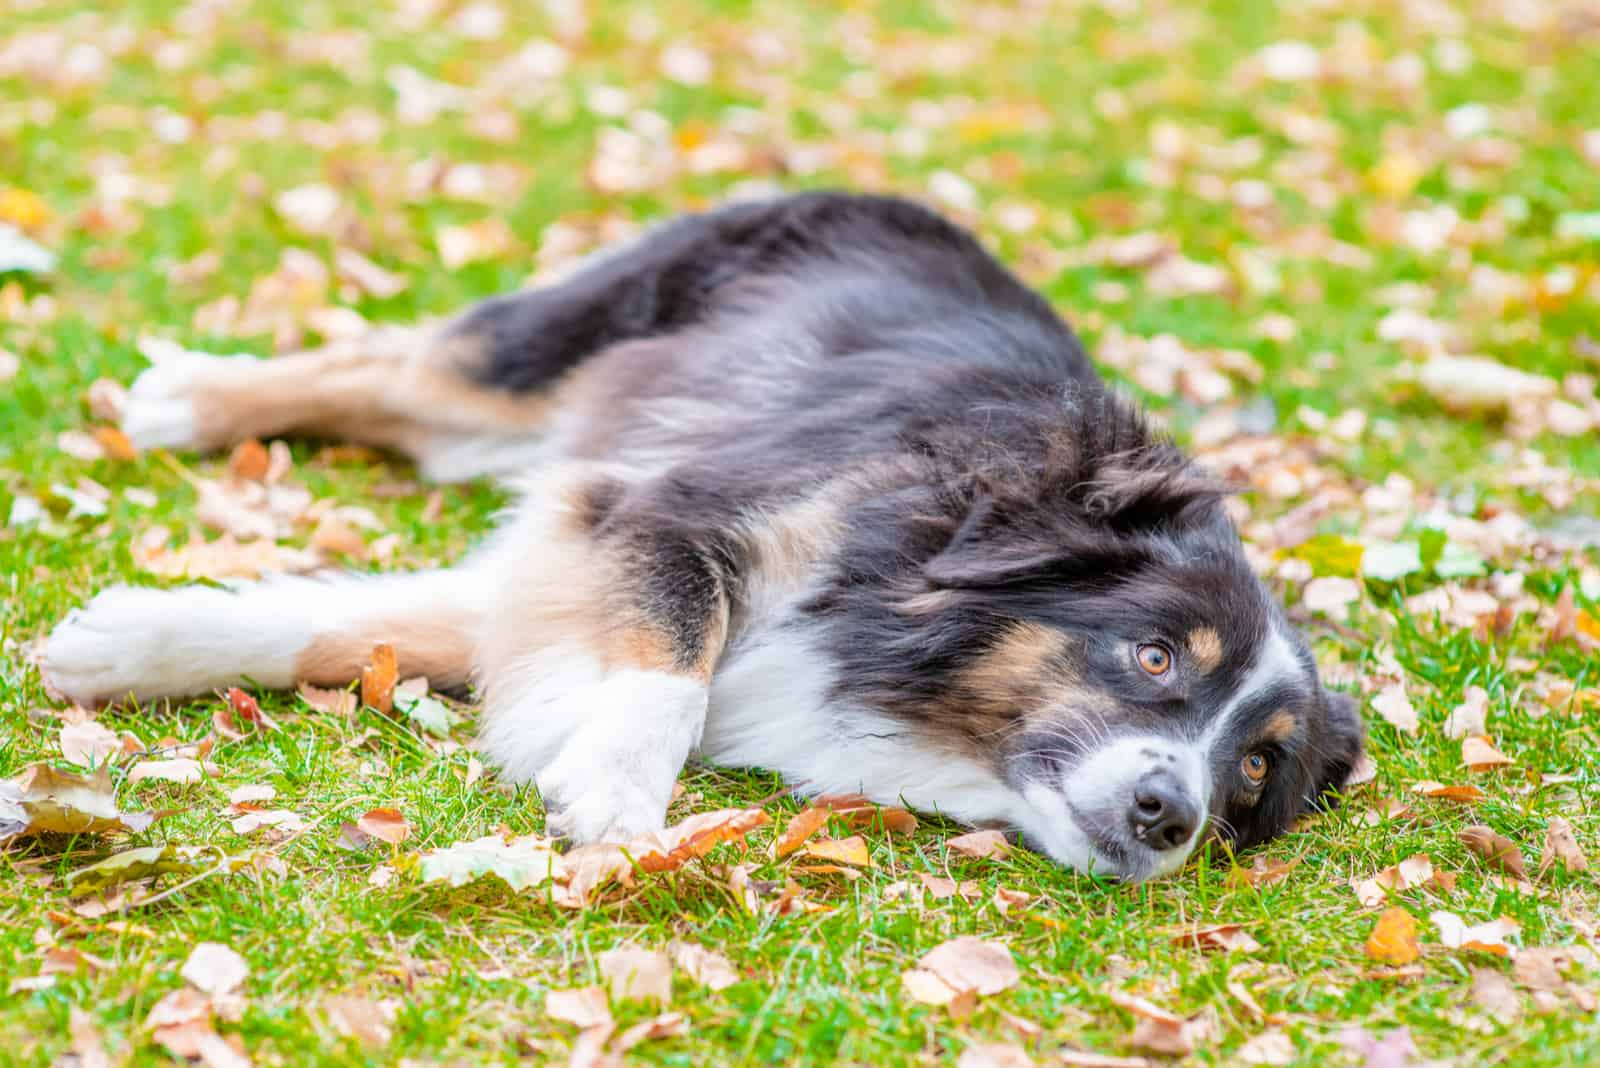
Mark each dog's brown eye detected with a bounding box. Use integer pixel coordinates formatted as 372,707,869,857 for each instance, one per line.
1136,643,1172,676
1242,751,1270,785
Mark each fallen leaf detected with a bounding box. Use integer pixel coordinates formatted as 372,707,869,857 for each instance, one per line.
1364,907,1421,965
773,806,830,857
634,808,769,872
357,807,411,846
902,937,1019,1006
599,947,672,1006
128,758,217,785
1169,923,1263,954
230,809,306,836
916,872,980,900
414,833,558,890
1230,857,1298,888
1432,911,1520,957
957,1043,1034,1068
1461,735,1514,771
1460,825,1528,878
59,720,122,767
801,835,872,867
1540,816,1588,875
1337,1027,1419,1068
669,941,739,991
227,440,270,481
1443,686,1490,739
361,644,398,714
298,684,357,717
1237,1030,1295,1065
1411,781,1484,803
545,985,612,1029
1351,854,1453,908
181,942,249,997
65,844,219,897
145,988,216,1059
1058,1052,1152,1068
1470,967,1522,1024
1108,991,1214,1057
394,689,457,737
946,829,1012,859
1371,685,1418,734
228,785,276,806
324,994,395,1048
1512,947,1571,991
1,763,156,841
614,1011,689,1051
68,1007,112,1068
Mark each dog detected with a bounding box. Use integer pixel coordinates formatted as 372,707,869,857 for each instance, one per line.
41,191,1363,881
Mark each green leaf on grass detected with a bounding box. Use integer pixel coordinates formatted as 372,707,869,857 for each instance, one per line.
394,692,458,738
1292,533,1365,578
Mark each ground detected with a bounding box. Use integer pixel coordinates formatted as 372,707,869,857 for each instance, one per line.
3,0,1600,1065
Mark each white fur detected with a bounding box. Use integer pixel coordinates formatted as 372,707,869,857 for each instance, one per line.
121,347,261,450
478,645,708,841
41,570,475,707
704,617,1025,826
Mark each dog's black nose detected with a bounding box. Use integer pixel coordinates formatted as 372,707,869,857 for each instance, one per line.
1128,772,1198,851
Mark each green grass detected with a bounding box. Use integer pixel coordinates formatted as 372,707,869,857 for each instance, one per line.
3,0,1599,1064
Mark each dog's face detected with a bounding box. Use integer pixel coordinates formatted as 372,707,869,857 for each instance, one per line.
834,433,1365,882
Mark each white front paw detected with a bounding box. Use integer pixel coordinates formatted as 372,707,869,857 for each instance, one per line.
40,586,195,706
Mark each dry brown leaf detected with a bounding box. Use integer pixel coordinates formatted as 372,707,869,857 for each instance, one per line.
1461,735,1514,771
1351,854,1454,908
634,808,769,873
1237,1031,1295,1066
545,985,612,1029
91,425,137,461
68,1007,112,1068
957,1043,1035,1068
1364,907,1421,965
230,809,306,836
227,440,270,481
1,763,157,840
599,947,671,1006
1058,1052,1152,1068
128,758,218,785
133,533,321,580
946,829,1012,859
902,936,1019,1007
801,835,872,867
298,684,357,717
1471,966,1522,1023
669,941,739,991
1371,684,1418,734
812,795,920,835
614,1011,689,1052
1513,947,1572,991
60,720,121,767
1460,825,1528,879
1108,991,1213,1057
228,784,276,807
356,807,411,846
773,807,830,858
361,644,398,714
1169,923,1263,954
311,513,367,559
1432,911,1520,957
1230,856,1298,888
1540,816,1588,875
1412,781,1484,803
993,886,1032,914
916,872,980,900
181,943,249,997
324,994,395,1048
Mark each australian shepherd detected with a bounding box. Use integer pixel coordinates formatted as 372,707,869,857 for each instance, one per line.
41,192,1363,881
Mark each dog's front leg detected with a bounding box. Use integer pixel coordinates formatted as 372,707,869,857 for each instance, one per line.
472,470,731,843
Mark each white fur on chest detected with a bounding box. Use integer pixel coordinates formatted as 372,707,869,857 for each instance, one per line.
701,609,1024,827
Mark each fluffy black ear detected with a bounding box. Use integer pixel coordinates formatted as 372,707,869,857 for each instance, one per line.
1079,463,1229,531
1304,689,1366,811
923,493,1148,589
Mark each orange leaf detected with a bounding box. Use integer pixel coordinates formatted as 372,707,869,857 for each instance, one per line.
1459,825,1528,879
774,807,830,858
635,808,770,873
801,835,872,867
1364,907,1420,965
361,644,398,714
357,807,411,846
1411,780,1484,803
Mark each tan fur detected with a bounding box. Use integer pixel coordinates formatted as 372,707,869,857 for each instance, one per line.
1262,708,1297,743
184,325,554,457
293,613,478,688
952,622,1081,728
1186,626,1223,674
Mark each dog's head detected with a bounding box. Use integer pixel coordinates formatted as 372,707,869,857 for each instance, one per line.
832,394,1364,881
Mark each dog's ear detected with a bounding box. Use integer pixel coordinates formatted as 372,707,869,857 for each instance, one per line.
924,493,1141,589
1304,688,1366,811
1079,464,1228,532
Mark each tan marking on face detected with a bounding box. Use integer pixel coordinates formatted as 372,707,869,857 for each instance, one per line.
293,612,477,689
1262,708,1297,743
954,622,1081,723
1187,627,1223,674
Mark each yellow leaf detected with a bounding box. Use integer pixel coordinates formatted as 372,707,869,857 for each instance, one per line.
802,835,872,867
1364,907,1420,965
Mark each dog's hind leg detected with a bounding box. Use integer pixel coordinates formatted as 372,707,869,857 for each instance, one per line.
39,567,485,709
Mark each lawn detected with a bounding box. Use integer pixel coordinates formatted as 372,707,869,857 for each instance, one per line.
3,0,1600,1064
